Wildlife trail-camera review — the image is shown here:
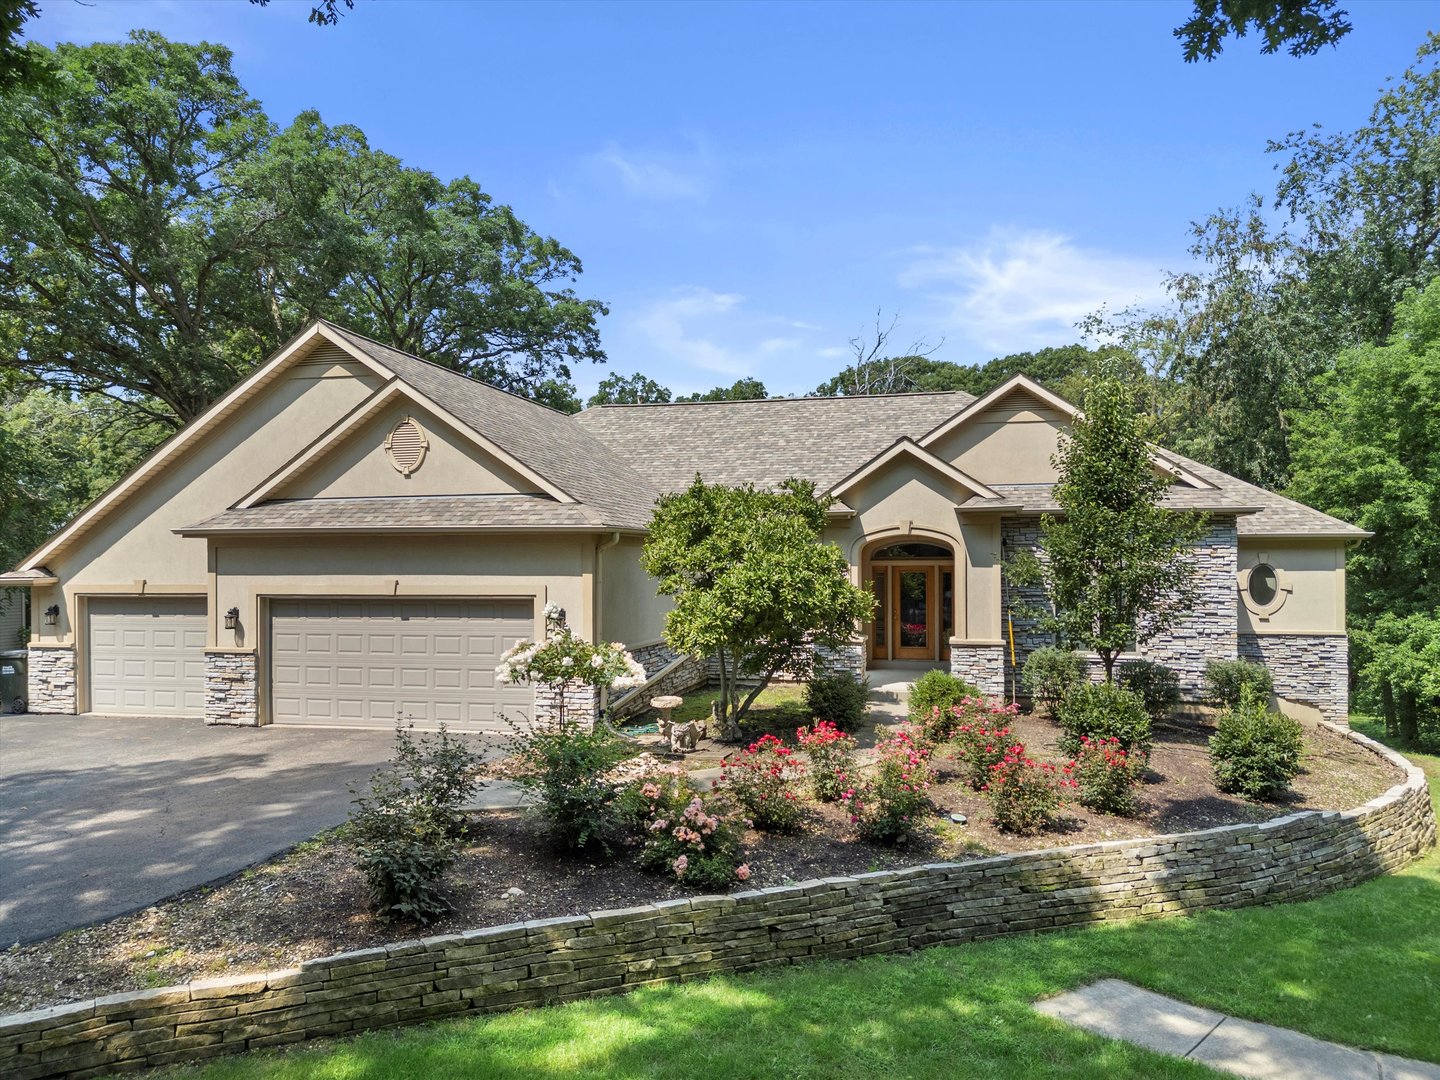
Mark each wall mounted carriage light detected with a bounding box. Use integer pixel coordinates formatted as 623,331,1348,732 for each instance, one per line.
224,607,240,631
43,604,59,626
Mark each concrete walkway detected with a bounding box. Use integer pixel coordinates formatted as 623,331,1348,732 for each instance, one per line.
1036,979,1440,1080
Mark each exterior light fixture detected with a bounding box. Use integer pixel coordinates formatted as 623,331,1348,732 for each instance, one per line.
43,604,59,626
224,607,240,631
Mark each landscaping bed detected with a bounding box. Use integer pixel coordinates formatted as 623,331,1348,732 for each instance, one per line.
0,708,1399,1018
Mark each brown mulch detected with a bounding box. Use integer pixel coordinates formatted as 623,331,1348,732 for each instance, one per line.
0,716,1399,1015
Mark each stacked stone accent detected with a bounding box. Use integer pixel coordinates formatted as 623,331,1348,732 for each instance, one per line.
1240,632,1350,724
25,646,75,714
608,643,709,722
2,725,1429,1080
1001,518,1052,692
532,682,600,728
204,652,259,727
1001,517,1240,699
950,642,1005,697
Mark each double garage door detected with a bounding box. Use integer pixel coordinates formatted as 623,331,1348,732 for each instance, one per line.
270,598,533,730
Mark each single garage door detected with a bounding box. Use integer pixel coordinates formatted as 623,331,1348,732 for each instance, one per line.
269,598,534,730
88,596,207,717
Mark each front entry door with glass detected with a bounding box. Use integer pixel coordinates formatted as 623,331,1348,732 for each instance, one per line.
869,543,954,663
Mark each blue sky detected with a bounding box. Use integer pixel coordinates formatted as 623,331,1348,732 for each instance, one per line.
27,0,1439,399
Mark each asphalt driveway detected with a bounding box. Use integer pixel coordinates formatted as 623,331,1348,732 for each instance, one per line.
0,715,501,945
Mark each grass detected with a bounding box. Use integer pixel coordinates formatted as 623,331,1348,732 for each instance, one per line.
165,730,1440,1080
665,683,811,737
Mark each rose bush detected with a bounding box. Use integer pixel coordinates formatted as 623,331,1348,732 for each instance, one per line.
1072,735,1144,816
720,733,808,832
951,713,1017,790
795,720,859,802
983,747,1075,835
842,728,932,846
635,775,749,891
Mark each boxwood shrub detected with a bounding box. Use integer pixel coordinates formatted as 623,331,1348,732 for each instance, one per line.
1209,688,1304,800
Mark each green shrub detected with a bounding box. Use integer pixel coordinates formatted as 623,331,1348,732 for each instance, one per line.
950,701,1021,789
345,725,484,924
1209,687,1304,800
1072,735,1144,816
1022,647,1086,717
635,774,750,890
983,748,1073,834
1118,659,1181,721
1056,681,1152,757
805,671,869,733
1204,659,1274,709
796,721,859,802
908,669,980,725
720,734,807,832
506,720,635,854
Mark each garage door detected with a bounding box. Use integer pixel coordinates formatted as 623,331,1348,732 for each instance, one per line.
269,598,534,730
88,597,207,717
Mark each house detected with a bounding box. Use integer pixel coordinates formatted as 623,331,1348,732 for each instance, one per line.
1,320,1366,730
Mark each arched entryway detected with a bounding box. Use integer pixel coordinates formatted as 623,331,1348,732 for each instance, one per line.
864,539,956,663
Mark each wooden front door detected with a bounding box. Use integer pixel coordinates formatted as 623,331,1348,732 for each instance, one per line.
869,558,953,663
893,566,935,659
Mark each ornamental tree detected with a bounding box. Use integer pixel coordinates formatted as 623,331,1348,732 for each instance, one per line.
1009,368,1204,683
496,609,646,728
642,477,874,742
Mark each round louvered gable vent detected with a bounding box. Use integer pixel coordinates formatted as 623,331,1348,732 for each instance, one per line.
385,417,429,477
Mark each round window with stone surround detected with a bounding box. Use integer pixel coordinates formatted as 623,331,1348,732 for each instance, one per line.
1238,559,1290,620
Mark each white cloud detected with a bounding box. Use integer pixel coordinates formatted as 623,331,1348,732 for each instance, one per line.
589,139,714,202
629,287,753,377
898,227,1169,351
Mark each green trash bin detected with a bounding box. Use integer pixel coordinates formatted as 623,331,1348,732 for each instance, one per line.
0,652,27,714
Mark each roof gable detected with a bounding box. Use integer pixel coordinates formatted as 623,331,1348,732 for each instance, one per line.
830,438,1001,501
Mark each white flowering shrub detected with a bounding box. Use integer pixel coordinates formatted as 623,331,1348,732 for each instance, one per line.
496,628,647,698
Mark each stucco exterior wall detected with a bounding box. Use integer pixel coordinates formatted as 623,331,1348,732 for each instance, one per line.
1236,538,1347,636
597,539,670,648
28,345,385,651
271,402,540,501
927,399,1067,484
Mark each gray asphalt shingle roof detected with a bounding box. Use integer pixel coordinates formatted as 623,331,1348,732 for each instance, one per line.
181,495,606,534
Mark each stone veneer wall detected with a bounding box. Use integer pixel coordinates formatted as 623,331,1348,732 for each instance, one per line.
1001,517,1239,698
1239,633,1350,724
25,646,75,714
950,642,1005,697
2,726,1430,1080
707,637,868,685
204,652,259,727
532,682,599,728
609,642,710,721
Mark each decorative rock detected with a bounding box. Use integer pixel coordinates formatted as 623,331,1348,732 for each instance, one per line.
503,888,525,900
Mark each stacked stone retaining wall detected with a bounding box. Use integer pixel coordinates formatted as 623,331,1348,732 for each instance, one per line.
2,725,1431,1080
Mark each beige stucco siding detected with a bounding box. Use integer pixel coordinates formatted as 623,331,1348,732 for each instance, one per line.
928,401,1067,484
272,402,541,501
597,538,670,647
31,353,385,647
1237,538,1347,635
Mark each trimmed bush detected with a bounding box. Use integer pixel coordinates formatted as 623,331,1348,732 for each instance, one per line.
1204,659,1274,709
1056,681,1152,757
908,669,980,725
1118,659,1181,721
506,720,635,854
1022,647,1086,717
805,671,869,733
842,728,932,846
635,775,750,890
983,747,1075,835
1072,735,1144,816
1209,687,1304,800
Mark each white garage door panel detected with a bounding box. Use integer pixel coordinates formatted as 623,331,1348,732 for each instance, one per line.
88,597,207,717
269,598,533,730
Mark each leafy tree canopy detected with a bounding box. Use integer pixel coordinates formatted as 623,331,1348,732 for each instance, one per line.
814,344,1099,400
641,477,873,741
1008,367,1205,682
586,371,673,408
675,377,768,402
0,31,606,429
1175,0,1351,63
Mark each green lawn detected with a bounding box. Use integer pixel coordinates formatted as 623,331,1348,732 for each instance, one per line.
663,683,811,737
169,730,1440,1080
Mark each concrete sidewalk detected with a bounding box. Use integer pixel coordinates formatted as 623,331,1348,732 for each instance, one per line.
1036,979,1440,1080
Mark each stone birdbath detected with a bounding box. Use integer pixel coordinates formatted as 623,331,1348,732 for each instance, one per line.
651,695,683,743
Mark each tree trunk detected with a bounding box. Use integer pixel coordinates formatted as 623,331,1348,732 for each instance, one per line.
716,645,741,743
1398,688,1420,746
1101,651,1118,684
1381,682,1397,738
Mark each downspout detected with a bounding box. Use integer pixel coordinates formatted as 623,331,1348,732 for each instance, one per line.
595,531,623,717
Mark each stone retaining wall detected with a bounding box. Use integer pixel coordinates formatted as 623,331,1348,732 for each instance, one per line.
609,644,710,721
2,726,1431,1080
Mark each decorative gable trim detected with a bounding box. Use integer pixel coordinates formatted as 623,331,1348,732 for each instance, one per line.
917,374,1216,491
235,380,575,510
829,437,1001,501
15,322,399,571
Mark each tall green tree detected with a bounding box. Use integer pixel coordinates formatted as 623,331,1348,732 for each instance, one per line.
675,377,768,402
586,372,672,407
642,478,873,741
0,32,606,428
1009,369,1205,682
815,344,1099,400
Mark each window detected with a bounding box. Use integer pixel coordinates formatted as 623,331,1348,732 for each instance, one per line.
1248,563,1279,606
1238,559,1290,619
